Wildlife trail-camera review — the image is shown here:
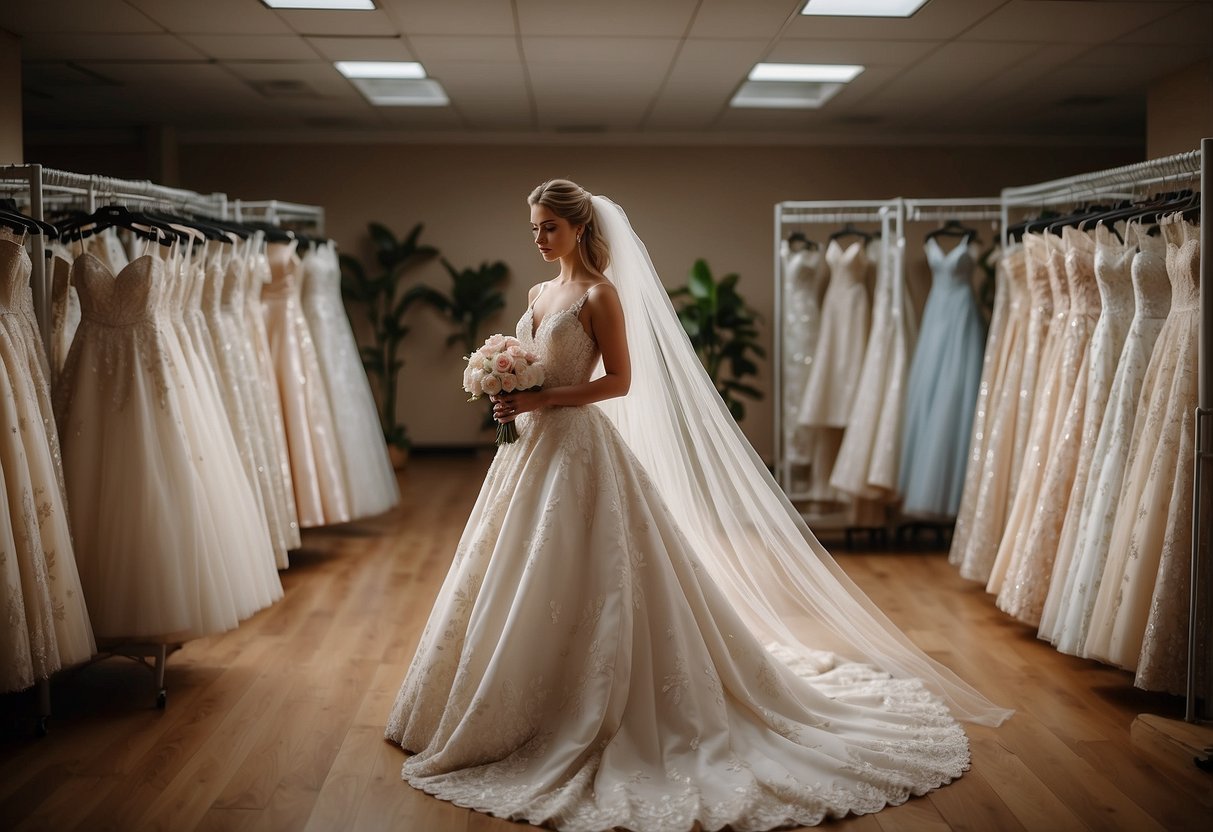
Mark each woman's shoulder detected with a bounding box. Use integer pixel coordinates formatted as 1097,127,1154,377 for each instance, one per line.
527,281,549,304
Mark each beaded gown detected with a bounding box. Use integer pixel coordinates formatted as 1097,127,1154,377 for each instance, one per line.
387,284,969,832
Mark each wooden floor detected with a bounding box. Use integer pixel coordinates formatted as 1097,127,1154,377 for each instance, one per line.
2,453,1210,832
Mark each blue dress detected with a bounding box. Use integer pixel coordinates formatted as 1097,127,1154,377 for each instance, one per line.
898,238,988,519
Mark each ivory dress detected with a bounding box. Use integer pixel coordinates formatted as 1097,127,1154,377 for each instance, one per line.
262,240,350,528
0,236,95,693
780,240,825,468
1048,229,1170,657
1037,224,1136,641
898,237,987,519
387,285,969,832
1085,217,1200,691
301,242,398,520
998,228,1100,625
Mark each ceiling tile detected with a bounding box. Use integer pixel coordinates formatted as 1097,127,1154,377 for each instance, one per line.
765,38,940,66
19,32,206,62
424,60,529,98
305,36,414,61
1,0,161,34
376,0,517,36
516,0,699,38
687,0,802,39
223,61,361,98
961,1,1187,44
408,35,521,64
784,0,1006,41
274,8,399,37
125,0,292,35
183,34,319,61
522,36,680,67
1116,3,1213,46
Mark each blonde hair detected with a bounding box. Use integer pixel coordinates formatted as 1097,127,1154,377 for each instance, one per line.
527,179,609,278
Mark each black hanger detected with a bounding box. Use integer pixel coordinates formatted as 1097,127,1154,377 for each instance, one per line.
59,204,185,246
786,231,818,251
925,219,978,244
0,199,60,239
829,222,872,244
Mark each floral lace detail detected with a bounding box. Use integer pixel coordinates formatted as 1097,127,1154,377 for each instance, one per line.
384,290,970,829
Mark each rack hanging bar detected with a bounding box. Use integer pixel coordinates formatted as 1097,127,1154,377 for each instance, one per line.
906,208,1004,223
779,199,896,211
1002,149,1202,206
781,211,892,224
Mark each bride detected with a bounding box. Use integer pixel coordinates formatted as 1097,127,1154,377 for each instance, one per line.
385,180,1010,831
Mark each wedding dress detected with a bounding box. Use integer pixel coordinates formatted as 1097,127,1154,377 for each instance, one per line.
49,247,78,382
898,237,987,519
780,240,825,468
1085,216,1200,690
1048,227,1170,656
0,235,95,693
950,246,1025,574
997,227,1100,624
1037,223,1135,641
388,196,1008,832
301,242,398,519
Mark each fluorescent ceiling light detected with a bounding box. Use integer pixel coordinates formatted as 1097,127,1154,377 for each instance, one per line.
748,63,864,83
335,61,426,79
263,1,376,10
349,78,449,107
730,81,845,109
801,0,929,17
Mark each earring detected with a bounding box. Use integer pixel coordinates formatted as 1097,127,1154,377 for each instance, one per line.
576,235,582,243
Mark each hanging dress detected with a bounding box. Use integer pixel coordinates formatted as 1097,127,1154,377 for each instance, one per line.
1085,216,1200,690
950,245,1024,566
998,227,1100,624
780,240,825,468
0,235,95,693
301,242,399,520
262,240,350,528
898,237,987,519
1037,223,1136,641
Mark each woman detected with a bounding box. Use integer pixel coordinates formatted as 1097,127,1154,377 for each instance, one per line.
386,180,1009,831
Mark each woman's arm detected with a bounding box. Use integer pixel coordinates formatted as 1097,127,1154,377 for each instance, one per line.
493,283,630,421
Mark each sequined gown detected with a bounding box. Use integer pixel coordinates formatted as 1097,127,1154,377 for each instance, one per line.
0,236,95,692
386,284,969,832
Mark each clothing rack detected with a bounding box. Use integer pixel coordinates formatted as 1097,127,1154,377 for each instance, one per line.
234,198,326,233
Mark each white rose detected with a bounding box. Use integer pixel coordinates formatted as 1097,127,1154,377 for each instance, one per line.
529,364,546,387
500,373,517,392
481,374,502,396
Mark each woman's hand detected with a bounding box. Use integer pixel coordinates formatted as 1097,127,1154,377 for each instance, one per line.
491,390,546,423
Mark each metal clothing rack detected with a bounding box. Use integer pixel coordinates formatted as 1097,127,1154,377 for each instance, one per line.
234,198,326,233
1003,146,1210,729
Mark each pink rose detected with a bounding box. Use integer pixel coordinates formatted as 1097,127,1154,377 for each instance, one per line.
516,367,535,390
500,373,517,392
507,344,526,360
481,374,502,396
493,353,514,373
525,352,539,364
485,333,507,350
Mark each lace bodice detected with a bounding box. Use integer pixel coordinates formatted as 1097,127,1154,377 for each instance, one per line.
1062,227,1100,317
1093,225,1136,320
1162,217,1200,311
0,238,31,312
517,285,599,389
1132,232,1172,320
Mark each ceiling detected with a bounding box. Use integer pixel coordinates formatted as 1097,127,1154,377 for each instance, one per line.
5,0,1212,145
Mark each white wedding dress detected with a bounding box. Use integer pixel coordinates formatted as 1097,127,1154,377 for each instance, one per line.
387,283,970,831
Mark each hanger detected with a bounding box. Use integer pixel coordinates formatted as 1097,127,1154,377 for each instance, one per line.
59,203,186,246
786,230,818,251
925,218,978,244
0,198,60,238
828,222,872,244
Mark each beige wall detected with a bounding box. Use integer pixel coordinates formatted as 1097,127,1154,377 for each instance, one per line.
174,141,1137,462
0,29,22,164
1147,59,1213,158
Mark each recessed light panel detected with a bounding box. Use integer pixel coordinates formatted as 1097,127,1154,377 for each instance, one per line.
801,0,929,17
730,81,845,109
335,61,426,79
748,63,864,83
263,1,376,10
349,78,450,107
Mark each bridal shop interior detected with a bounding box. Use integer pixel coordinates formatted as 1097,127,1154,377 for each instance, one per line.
1,1,1212,830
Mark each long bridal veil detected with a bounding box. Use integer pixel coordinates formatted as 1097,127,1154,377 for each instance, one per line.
590,194,1011,726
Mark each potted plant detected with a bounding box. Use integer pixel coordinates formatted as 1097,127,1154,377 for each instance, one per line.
339,221,440,467
669,258,765,421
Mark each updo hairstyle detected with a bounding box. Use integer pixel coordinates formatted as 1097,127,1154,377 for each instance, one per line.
527,179,610,278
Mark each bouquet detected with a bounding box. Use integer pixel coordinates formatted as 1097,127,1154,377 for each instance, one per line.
464,334,546,444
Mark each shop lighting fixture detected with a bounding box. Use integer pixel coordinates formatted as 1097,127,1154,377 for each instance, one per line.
335,61,426,79
748,63,864,83
263,1,377,10
801,0,929,16
334,62,448,106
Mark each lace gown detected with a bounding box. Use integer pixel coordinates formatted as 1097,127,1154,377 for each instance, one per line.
301,243,399,520
950,247,1025,575
898,238,987,519
831,236,913,500
1037,224,1135,641
780,241,825,467
0,237,95,693
1048,230,1170,657
997,228,1100,624
1085,218,1201,691
387,287,968,832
